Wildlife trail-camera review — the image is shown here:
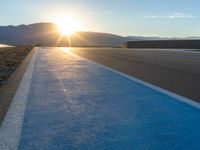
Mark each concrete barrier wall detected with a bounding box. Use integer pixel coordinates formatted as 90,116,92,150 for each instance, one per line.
125,40,200,49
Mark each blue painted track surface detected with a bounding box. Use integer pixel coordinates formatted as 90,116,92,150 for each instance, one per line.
18,48,200,150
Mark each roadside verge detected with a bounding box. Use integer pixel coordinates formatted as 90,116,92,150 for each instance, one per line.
0,47,36,124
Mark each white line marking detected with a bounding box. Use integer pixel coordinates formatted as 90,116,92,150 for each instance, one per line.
0,48,38,150
69,50,200,109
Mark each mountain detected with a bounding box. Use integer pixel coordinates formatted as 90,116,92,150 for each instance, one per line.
0,23,57,46
1,23,200,47
0,23,140,47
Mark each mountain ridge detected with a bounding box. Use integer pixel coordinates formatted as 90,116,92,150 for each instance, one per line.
0,23,200,47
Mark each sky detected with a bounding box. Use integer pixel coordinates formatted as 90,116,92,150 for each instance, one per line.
1,0,200,37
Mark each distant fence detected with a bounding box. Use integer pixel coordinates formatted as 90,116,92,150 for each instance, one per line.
124,40,200,49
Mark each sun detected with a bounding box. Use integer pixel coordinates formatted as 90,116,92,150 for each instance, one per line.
55,16,81,36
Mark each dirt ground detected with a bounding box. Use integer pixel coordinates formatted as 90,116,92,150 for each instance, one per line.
0,46,33,124
0,46,33,86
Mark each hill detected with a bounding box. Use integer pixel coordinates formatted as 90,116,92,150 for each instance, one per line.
0,23,139,47
1,23,200,47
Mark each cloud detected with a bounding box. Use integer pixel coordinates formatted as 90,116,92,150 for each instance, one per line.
145,12,197,19
85,11,116,16
85,11,95,15
103,11,115,15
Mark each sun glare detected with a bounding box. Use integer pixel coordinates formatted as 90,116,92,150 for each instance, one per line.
56,16,81,36
63,47,69,53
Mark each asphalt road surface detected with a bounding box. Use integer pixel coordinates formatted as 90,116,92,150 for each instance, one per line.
2,47,200,149
71,48,200,102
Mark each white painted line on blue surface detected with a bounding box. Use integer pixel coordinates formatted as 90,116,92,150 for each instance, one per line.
69,50,200,110
0,48,38,150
